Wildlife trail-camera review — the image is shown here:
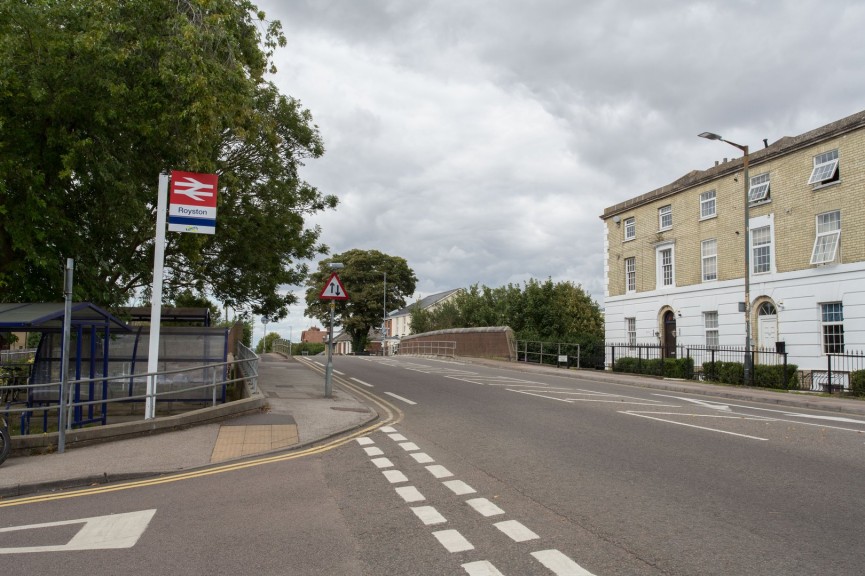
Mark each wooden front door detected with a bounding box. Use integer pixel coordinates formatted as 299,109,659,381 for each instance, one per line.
663,311,677,358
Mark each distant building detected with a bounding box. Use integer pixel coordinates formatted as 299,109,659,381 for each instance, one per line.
601,109,865,376
384,289,462,355
301,326,325,344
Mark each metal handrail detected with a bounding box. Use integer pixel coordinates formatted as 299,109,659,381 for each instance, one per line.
2,351,259,436
398,340,456,358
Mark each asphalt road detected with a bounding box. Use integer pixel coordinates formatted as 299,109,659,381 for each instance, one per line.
3,356,864,575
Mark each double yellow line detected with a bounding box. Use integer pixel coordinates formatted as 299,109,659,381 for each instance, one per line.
1,368,402,508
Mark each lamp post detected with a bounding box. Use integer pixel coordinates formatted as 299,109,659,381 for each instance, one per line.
325,262,344,398
699,131,752,383
382,271,387,356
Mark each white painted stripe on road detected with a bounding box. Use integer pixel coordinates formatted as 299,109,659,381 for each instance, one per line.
411,452,435,464
426,464,453,478
494,519,539,542
511,389,677,406
313,361,324,367
384,391,417,405
371,457,394,469
356,437,374,445
621,411,768,441
383,470,408,484
399,442,420,451
395,486,425,503
0,509,157,553
443,480,476,495
410,506,447,525
466,498,505,517
380,426,397,433
432,529,474,553
351,377,374,388
388,433,408,441
364,447,384,456
462,560,506,575
334,370,345,375
531,549,596,575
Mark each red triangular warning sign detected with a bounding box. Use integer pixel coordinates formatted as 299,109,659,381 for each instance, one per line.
319,272,349,300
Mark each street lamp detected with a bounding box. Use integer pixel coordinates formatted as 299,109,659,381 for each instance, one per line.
699,131,752,383
382,271,387,356
325,262,344,398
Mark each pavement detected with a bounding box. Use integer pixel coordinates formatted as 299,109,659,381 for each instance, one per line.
0,353,379,499
2,353,864,499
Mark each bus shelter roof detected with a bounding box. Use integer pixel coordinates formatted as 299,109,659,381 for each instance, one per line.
0,302,130,331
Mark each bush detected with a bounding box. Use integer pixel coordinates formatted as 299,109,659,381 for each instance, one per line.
613,356,693,379
703,361,798,388
851,370,865,396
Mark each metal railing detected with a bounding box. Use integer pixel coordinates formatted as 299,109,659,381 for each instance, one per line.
1,349,36,363
398,340,456,358
2,350,259,437
272,338,292,357
807,350,865,393
516,340,582,368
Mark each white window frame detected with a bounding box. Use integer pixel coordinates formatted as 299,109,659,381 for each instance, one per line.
626,317,636,346
704,311,719,348
658,205,672,231
700,190,716,219
820,302,844,354
808,149,839,186
810,210,841,265
655,243,675,289
748,172,770,204
701,238,717,282
751,224,773,274
625,257,636,293
624,217,635,241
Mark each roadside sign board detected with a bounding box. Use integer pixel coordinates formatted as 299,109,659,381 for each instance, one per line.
168,170,219,234
319,273,349,300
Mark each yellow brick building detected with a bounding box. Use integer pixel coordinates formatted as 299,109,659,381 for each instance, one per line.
601,109,865,373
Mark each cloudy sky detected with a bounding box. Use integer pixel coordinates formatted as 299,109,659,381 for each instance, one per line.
250,0,865,344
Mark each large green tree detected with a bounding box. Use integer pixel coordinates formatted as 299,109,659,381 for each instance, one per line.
412,278,603,342
304,250,417,353
0,0,336,320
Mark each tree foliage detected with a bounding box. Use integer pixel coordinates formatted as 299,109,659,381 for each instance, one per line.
410,278,603,342
0,0,335,320
304,250,417,353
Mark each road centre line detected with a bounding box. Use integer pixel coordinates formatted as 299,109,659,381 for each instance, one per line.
383,470,408,484
395,486,425,503
384,391,417,405
399,442,420,451
364,446,384,456
411,506,447,526
426,464,454,479
466,498,505,517
509,389,678,406
621,411,768,441
388,433,408,441
371,457,394,469
494,519,539,542
351,377,374,387
443,480,477,495
653,394,865,432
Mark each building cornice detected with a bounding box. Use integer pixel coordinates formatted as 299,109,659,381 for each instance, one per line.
601,109,865,220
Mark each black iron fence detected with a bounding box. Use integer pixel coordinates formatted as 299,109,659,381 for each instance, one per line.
805,350,865,394
606,343,796,390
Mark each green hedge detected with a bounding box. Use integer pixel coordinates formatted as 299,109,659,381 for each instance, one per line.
702,361,799,389
613,356,694,379
851,370,865,396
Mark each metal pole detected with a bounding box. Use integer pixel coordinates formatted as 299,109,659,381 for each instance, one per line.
146,173,169,419
58,258,73,453
325,300,334,398
742,147,752,384
382,271,387,356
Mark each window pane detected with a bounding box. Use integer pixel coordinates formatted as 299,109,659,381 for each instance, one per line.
700,190,716,218
625,257,636,292
659,205,672,229
821,302,844,354
749,173,770,202
702,239,717,281
752,226,771,273
624,217,635,240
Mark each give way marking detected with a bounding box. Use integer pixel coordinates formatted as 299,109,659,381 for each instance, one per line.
0,509,156,554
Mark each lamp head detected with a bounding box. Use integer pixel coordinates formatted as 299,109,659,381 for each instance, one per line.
698,132,723,141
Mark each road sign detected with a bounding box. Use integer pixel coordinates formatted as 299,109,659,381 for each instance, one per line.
319,272,349,300
168,170,219,234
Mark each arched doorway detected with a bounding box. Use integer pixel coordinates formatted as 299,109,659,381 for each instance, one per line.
663,310,677,358
757,301,778,351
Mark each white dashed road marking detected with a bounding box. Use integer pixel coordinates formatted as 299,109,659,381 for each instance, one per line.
466,498,505,517
384,391,417,405
433,529,474,553
356,437,374,445
388,433,408,441
411,506,447,526
494,519,539,542
462,560,506,575
443,480,477,495
383,470,408,484
411,452,435,464
395,486,425,503
426,464,453,478
380,426,397,433
531,549,597,575
364,447,384,456
351,377,374,387
370,457,394,469
399,442,420,451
